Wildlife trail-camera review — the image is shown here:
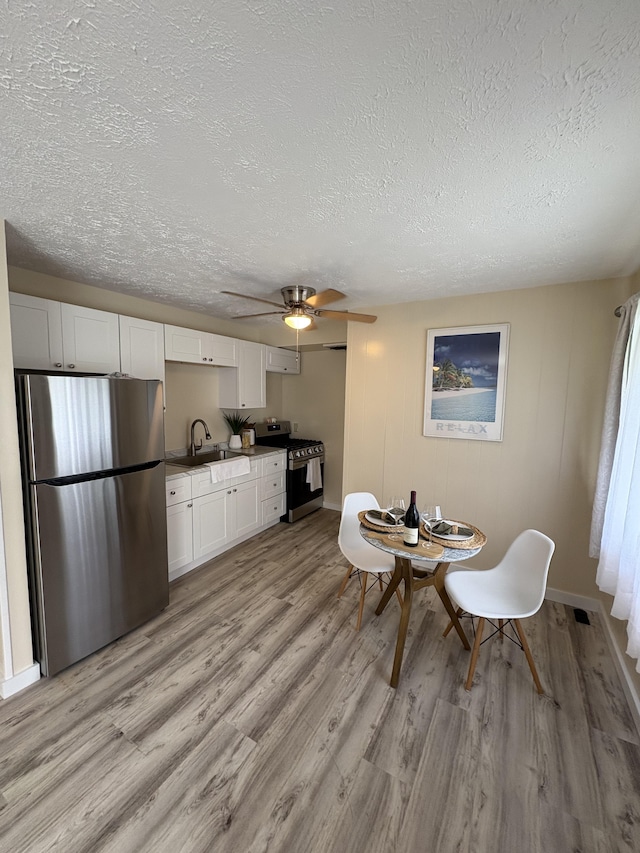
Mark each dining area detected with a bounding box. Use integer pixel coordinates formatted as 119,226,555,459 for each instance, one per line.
337,491,555,694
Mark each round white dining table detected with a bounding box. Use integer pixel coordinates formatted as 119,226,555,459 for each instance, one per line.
360,525,484,688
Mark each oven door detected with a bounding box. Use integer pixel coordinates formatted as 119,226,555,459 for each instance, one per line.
287,456,324,522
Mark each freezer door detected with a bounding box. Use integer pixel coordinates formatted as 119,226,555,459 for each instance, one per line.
20,374,165,481
29,462,168,676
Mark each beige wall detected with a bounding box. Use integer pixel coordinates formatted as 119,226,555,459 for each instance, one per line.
281,349,346,509
344,276,631,599
0,232,35,677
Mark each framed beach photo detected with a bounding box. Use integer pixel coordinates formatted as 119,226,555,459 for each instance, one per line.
423,323,510,441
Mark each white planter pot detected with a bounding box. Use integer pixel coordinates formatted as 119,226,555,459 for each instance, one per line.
229,434,242,449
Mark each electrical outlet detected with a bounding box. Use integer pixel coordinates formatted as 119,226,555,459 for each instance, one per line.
293,422,299,432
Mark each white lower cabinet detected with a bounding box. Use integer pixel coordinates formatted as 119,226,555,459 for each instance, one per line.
193,490,229,559
166,475,194,574
167,501,194,574
166,452,285,581
192,478,260,558
260,452,287,525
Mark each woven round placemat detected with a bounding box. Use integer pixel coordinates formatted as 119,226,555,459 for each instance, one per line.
420,520,487,550
358,509,404,534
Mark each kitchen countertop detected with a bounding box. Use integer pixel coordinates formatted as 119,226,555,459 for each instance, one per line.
165,446,285,479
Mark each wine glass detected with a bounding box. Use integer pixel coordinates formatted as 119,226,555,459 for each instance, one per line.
386,496,406,540
421,504,442,544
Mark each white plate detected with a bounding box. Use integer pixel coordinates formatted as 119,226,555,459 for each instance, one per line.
365,511,402,528
426,520,474,541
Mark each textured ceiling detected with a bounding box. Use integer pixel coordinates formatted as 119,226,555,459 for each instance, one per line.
2,1,640,325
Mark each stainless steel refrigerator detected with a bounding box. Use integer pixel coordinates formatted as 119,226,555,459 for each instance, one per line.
16,373,169,676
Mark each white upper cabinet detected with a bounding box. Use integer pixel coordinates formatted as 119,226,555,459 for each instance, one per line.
9,293,64,370
209,334,238,367
164,325,238,367
60,304,121,373
265,346,300,374
163,325,209,364
218,340,266,409
9,294,120,374
119,316,165,382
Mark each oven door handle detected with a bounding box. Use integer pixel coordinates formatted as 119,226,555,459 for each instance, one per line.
289,455,324,471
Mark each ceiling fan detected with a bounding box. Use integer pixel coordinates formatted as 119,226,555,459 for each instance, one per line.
221,286,377,330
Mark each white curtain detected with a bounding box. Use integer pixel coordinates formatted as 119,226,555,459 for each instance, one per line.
590,295,639,557
595,295,640,670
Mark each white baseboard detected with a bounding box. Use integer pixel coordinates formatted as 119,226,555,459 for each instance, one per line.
0,662,40,700
545,587,600,611
322,501,341,512
545,587,640,737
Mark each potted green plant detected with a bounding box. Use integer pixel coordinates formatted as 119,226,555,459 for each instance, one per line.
223,410,252,449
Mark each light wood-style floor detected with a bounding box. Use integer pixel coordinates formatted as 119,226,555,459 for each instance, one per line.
1,509,639,852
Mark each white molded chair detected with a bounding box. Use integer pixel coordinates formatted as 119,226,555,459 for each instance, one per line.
444,529,555,693
337,492,402,630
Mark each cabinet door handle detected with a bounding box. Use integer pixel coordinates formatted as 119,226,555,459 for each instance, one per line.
170,490,176,495
233,488,237,492
54,362,62,368
187,503,193,507
227,490,232,494
202,357,207,362
208,358,213,362
68,363,75,369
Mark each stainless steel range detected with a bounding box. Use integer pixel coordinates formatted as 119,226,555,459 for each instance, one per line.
254,421,324,522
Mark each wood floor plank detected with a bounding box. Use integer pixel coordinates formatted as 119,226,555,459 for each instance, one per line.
0,509,638,852
398,697,480,853
590,728,640,852
566,609,639,745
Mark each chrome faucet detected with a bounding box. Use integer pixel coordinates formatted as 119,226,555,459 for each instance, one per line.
189,419,211,456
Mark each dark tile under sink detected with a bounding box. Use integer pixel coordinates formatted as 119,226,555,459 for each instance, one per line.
168,450,231,467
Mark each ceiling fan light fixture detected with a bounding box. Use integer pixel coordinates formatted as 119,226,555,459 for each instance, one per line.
283,309,312,330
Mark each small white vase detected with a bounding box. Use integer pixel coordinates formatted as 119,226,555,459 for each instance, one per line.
229,434,242,449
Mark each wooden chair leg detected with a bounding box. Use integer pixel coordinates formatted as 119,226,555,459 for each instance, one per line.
465,616,484,691
395,587,404,607
378,575,384,591
514,619,544,694
355,571,369,631
337,564,353,598
498,619,504,643
442,607,463,638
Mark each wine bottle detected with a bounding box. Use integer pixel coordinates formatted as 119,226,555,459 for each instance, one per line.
403,490,420,546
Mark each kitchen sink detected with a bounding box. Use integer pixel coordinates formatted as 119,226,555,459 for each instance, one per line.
168,450,231,467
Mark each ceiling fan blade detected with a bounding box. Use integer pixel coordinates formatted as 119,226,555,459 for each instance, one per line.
221,290,284,309
315,309,377,324
304,289,346,308
232,311,284,319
